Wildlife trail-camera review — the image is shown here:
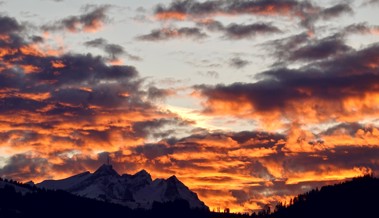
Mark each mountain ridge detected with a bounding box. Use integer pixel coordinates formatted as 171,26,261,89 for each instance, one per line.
37,164,208,210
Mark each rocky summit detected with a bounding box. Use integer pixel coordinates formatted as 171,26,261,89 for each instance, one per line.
37,164,208,210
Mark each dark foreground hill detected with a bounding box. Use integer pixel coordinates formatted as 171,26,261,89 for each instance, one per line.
256,175,379,218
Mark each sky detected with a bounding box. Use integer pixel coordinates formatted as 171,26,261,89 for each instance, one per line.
0,0,379,213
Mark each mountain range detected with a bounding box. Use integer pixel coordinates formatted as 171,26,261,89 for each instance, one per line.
37,164,208,210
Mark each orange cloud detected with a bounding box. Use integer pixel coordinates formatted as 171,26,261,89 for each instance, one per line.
51,60,65,68
21,64,41,74
155,12,187,20
285,166,371,184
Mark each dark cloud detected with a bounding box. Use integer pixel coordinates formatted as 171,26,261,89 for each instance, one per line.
230,131,284,144
30,35,44,43
280,145,379,177
131,118,184,138
196,43,379,114
265,33,309,61
155,0,220,18
0,97,47,113
223,23,281,39
248,160,275,180
155,0,316,35
231,190,250,204
156,1,354,35
137,27,207,41
301,3,352,34
104,44,124,59
135,143,174,159
288,36,351,61
0,16,24,34
155,0,315,19
229,57,250,69
267,32,358,64
41,5,109,33
84,38,107,47
30,54,140,88
0,154,49,181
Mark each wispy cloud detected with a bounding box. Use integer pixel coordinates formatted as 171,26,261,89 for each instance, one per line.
84,38,141,62
41,5,110,33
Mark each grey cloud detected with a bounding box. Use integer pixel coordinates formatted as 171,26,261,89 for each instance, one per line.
223,23,281,39
361,0,379,6
200,20,281,39
343,23,379,35
320,4,353,20
322,122,367,136
288,36,352,61
198,71,219,78
84,38,129,61
84,38,107,47
131,118,186,138
229,57,250,69
137,27,207,41
147,86,175,101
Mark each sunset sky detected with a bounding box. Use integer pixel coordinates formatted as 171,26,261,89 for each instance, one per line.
1,0,379,213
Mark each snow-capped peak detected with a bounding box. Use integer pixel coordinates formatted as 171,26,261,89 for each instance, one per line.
37,165,208,210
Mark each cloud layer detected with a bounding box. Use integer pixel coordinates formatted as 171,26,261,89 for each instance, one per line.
0,0,379,214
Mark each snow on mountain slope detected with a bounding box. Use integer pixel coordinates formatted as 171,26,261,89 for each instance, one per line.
134,175,207,209
37,164,208,210
38,171,91,190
